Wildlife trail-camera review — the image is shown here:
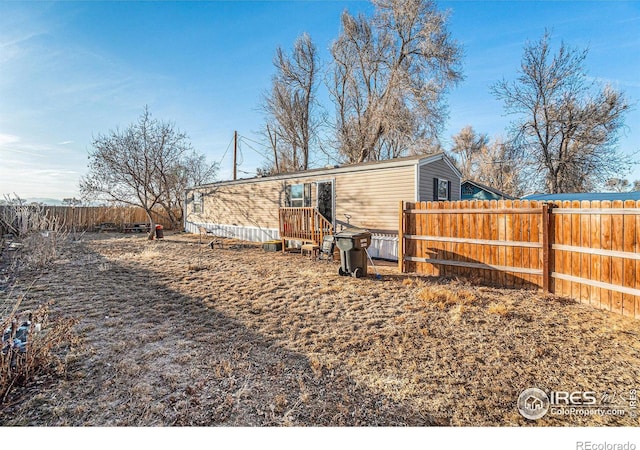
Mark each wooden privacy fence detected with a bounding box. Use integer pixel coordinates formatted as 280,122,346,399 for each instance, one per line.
399,200,640,319
0,205,177,235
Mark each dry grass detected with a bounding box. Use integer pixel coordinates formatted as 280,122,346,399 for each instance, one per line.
416,285,477,309
487,302,511,317
0,231,639,426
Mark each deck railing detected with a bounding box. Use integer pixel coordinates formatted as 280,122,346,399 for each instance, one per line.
279,207,333,248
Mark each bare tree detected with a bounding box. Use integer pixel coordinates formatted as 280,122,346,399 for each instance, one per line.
473,138,524,197
80,107,217,238
491,31,631,193
605,178,631,193
448,126,524,196
328,0,463,163
450,126,489,180
158,150,218,228
261,33,319,173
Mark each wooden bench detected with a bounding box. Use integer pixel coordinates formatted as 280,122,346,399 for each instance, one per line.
123,223,151,233
98,222,119,233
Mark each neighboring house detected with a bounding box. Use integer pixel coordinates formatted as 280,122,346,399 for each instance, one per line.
461,180,516,201
185,152,462,260
523,192,640,202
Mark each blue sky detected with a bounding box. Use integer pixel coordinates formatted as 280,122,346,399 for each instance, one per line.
1,0,639,200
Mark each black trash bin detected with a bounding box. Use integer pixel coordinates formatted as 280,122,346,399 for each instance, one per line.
155,224,164,239
334,228,371,278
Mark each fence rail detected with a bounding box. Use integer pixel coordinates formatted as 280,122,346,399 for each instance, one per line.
400,200,640,319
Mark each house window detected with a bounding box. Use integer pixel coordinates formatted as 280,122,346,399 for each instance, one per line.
286,183,311,207
192,192,203,213
438,179,449,200
433,178,451,201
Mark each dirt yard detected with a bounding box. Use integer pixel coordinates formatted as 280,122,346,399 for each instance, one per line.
1,231,639,426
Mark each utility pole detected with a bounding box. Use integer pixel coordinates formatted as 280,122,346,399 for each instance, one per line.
494,159,505,199
233,130,238,181
267,124,279,173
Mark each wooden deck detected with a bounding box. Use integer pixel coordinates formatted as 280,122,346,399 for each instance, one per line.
279,207,333,251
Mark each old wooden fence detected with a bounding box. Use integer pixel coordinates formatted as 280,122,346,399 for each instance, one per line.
0,205,177,235
399,200,640,319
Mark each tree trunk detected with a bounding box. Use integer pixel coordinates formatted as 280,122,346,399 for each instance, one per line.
145,210,156,240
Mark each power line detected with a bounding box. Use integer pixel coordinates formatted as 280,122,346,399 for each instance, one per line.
238,136,271,161
238,134,269,149
218,134,235,166
237,138,244,166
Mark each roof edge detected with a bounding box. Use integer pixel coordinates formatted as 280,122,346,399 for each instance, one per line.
462,179,517,199
190,152,449,190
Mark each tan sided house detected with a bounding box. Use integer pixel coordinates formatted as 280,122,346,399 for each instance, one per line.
184,152,461,260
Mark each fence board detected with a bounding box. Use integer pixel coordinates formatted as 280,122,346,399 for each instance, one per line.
498,200,507,286
589,201,602,308
503,200,512,286
552,201,561,295
407,202,416,274
513,200,522,288
461,200,469,278
611,200,624,315
438,201,446,276
521,200,532,286
580,200,591,303
600,201,613,311
530,201,541,288
418,201,426,275
481,200,490,282
636,200,640,319
570,201,581,301
433,201,440,276
461,200,470,279
623,200,636,317
560,201,571,298
423,202,431,275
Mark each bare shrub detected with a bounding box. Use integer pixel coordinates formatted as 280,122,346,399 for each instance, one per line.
1,195,69,271
1,301,79,403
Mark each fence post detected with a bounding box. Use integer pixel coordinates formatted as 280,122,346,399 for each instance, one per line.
542,202,551,293
398,201,405,273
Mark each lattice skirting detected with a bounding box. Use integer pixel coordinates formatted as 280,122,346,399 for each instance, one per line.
185,221,399,261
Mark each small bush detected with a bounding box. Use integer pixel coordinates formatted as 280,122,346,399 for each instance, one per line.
1,302,78,403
